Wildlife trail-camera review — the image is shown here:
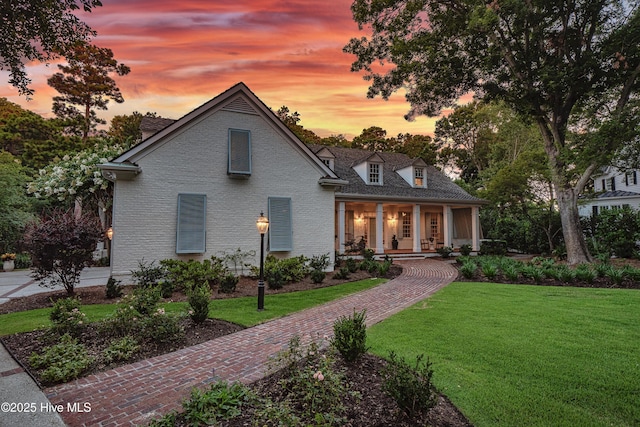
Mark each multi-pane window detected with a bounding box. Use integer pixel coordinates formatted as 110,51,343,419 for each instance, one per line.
603,177,616,191
414,167,424,187
402,212,411,238
430,216,439,240
369,163,380,184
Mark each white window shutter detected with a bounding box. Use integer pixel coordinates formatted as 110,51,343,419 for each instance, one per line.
268,197,293,251
176,194,206,253
228,129,251,175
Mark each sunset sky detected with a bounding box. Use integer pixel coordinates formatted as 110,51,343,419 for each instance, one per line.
0,0,454,139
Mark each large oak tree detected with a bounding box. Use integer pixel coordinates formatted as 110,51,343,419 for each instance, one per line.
345,0,640,264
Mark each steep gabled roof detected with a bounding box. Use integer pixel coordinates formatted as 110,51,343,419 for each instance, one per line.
308,144,485,204
102,83,344,185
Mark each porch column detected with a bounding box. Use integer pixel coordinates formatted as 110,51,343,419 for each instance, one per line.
442,205,452,248
376,203,384,254
413,204,421,252
338,202,346,253
471,206,480,251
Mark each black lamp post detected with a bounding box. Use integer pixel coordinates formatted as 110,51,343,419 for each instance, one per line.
256,212,269,311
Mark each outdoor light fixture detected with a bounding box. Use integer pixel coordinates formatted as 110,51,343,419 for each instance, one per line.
256,212,269,311
106,227,113,240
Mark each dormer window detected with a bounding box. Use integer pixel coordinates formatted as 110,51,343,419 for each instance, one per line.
369,163,381,185
321,158,334,170
414,167,424,187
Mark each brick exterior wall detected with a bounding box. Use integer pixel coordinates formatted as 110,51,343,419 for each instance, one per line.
110,109,335,280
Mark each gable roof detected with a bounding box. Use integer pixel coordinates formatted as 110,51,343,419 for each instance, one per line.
102,83,345,185
308,144,485,204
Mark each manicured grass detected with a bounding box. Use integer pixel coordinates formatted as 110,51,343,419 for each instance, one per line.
0,278,386,335
367,282,640,427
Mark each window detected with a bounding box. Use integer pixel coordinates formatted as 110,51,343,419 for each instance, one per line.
176,194,206,253
625,171,637,186
321,158,334,170
369,163,381,184
228,129,251,176
431,216,439,240
402,212,411,238
268,197,293,251
414,167,424,187
604,177,616,191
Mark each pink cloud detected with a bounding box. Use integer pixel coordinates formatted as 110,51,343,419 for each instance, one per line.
2,0,451,138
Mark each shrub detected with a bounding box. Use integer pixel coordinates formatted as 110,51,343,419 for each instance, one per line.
219,274,238,293
309,253,331,271
479,239,507,256
436,246,453,258
105,276,124,299
188,283,211,324
265,268,286,290
378,260,391,277
481,263,498,280
606,267,625,286
575,265,596,284
103,336,140,364
460,261,477,279
142,308,185,344
132,259,166,288
49,297,86,336
345,257,358,273
331,309,369,363
459,244,472,256
23,209,103,295
362,248,376,261
161,258,225,293
29,334,94,384
503,264,520,282
182,381,254,426
310,269,326,284
132,285,161,316
268,336,349,425
14,253,31,269
381,352,437,418
557,266,575,283
333,267,350,280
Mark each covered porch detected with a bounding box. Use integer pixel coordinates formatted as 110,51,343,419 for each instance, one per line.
335,200,481,255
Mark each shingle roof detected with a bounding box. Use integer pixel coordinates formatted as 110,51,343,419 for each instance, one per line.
592,190,640,199
308,144,484,204
140,117,176,134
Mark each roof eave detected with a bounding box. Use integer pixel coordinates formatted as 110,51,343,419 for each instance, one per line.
98,162,141,181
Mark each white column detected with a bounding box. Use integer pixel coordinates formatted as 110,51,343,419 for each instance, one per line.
376,203,384,254
443,205,452,248
413,204,421,252
472,206,480,251
338,202,346,254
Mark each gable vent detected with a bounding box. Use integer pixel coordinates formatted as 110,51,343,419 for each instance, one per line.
222,97,259,115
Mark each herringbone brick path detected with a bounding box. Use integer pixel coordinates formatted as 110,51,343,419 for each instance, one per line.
45,259,457,426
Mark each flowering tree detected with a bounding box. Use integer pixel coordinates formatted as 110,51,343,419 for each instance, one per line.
23,209,103,295
27,139,127,228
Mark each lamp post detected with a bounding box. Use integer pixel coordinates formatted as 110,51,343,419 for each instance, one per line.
256,212,269,311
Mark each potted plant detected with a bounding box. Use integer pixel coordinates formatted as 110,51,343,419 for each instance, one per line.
428,236,435,250
2,253,16,272
391,235,399,250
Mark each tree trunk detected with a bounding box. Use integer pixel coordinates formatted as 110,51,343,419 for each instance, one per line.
555,187,592,264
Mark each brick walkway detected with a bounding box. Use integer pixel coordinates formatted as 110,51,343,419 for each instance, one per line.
45,259,457,426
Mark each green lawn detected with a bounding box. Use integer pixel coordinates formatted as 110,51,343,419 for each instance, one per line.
367,281,640,427
0,278,386,335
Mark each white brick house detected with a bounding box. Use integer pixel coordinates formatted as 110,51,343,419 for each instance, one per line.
100,82,485,279
100,83,346,278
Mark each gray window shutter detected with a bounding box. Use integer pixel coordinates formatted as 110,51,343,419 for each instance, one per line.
228,129,251,175
176,194,206,253
268,197,292,251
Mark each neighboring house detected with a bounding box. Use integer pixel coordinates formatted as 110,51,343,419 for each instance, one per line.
99,82,484,279
579,166,640,217
140,117,177,141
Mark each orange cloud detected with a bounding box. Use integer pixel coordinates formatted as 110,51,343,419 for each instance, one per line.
1,0,451,138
